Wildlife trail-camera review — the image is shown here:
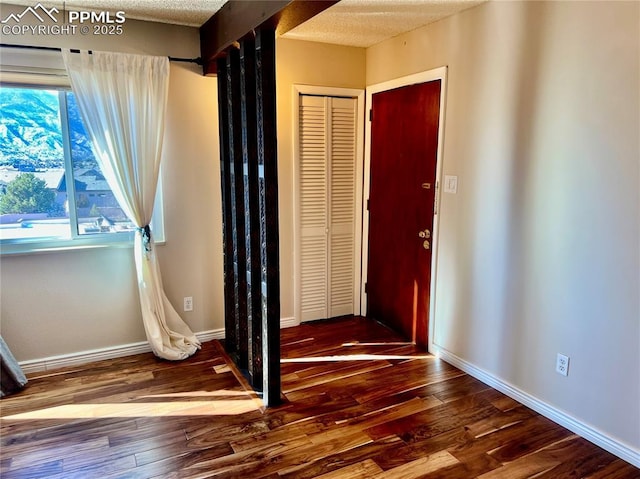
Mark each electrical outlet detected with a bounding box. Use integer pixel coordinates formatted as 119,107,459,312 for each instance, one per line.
183,296,193,312
556,353,569,376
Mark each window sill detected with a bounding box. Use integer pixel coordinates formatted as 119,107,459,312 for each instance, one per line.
0,236,166,256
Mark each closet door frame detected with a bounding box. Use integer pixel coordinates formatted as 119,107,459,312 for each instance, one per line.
293,84,365,324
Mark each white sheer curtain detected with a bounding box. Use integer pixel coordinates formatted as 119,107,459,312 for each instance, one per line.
62,50,200,360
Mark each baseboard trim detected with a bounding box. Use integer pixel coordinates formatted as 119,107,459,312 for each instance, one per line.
19,318,299,375
196,328,226,343
280,316,299,329
434,346,640,468
19,328,225,375
20,342,150,375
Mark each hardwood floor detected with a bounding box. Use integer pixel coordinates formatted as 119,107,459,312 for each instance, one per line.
1,317,637,478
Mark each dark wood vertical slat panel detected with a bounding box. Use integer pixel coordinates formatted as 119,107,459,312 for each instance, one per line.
226,49,248,369
255,27,281,406
216,57,238,358
240,36,264,387
213,27,281,405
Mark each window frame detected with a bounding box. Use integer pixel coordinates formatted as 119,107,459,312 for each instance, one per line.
0,74,165,256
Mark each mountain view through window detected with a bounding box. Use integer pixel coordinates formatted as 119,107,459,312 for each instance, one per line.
0,86,134,241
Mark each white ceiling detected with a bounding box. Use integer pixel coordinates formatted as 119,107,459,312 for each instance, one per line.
3,0,485,47
283,0,485,47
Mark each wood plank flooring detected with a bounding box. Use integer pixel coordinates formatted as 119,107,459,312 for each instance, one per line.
1,316,637,478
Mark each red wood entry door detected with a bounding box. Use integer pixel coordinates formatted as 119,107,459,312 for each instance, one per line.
366,80,441,349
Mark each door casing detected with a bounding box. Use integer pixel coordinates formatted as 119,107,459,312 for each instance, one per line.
361,67,448,353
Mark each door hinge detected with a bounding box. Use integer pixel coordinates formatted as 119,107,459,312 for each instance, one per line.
364,282,368,293
369,108,373,122
366,199,370,211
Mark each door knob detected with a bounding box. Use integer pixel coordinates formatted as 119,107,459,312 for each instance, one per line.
418,228,431,239
423,240,430,250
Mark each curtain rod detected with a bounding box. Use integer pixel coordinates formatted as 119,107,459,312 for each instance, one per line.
0,43,203,66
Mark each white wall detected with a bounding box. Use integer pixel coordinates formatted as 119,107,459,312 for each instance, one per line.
0,4,223,360
367,0,639,453
2,0,637,460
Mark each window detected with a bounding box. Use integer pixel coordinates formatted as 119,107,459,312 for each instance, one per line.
0,84,163,253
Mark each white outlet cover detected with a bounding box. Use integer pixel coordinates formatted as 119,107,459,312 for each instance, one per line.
556,353,569,376
183,296,193,312
444,175,458,194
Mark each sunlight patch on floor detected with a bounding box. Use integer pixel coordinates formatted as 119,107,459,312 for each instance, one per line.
281,354,432,363
2,390,260,420
141,390,250,399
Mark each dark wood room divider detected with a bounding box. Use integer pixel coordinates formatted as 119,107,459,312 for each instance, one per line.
216,28,281,406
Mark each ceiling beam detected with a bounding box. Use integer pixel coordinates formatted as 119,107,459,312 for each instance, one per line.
199,0,338,75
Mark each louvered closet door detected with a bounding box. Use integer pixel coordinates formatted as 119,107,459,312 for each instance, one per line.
299,95,357,321
299,95,328,321
329,97,357,317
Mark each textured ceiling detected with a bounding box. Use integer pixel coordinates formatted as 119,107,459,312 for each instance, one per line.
282,0,486,47
2,0,486,46
2,0,228,27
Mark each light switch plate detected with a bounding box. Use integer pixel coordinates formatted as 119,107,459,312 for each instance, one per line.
444,175,458,194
